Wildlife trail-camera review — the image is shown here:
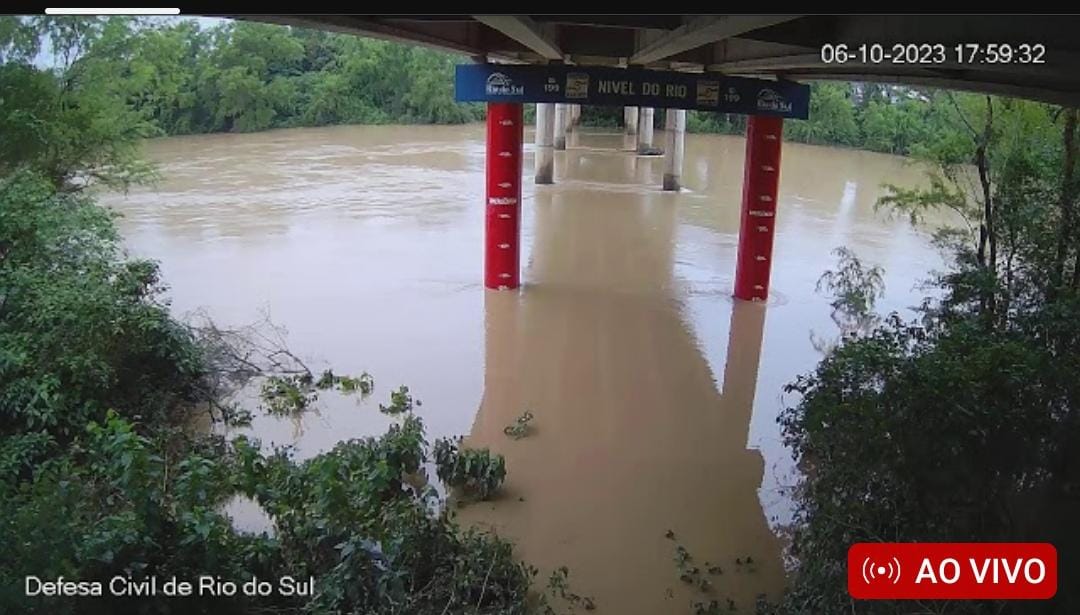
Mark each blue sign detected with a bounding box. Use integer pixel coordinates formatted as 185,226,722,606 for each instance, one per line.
455,64,809,119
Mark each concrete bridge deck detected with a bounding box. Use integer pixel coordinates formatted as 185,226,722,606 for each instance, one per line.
245,14,1080,106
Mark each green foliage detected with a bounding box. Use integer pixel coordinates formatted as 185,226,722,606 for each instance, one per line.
315,368,374,395
815,246,885,333
230,416,531,613
0,19,157,190
433,437,506,501
858,97,931,155
685,83,1005,161
784,82,859,146
576,106,622,129
540,566,596,613
1,408,535,613
0,410,263,614
503,409,534,439
773,99,1080,613
664,533,760,613
0,17,40,63
379,384,417,415
337,373,374,394
878,173,975,227
0,171,205,439
0,44,530,609
776,306,1080,613
261,369,374,415
3,18,485,154
35,18,483,136
686,111,745,136
259,374,316,415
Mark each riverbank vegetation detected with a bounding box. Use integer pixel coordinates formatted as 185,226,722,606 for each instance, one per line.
767,96,1080,613
0,17,556,614
685,83,983,157
4,16,482,140
1,15,1015,162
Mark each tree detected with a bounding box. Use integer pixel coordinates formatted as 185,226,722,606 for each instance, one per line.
786,82,859,146
771,99,1080,614
0,17,157,191
0,19,558,614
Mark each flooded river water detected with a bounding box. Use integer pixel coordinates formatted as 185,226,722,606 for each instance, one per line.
101,123,945,613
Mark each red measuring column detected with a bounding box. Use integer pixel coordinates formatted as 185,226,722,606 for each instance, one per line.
484,102,524,290
734,116,784,301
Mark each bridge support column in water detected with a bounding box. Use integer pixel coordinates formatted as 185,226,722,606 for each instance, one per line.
734,115,784,301
636,107,655,154
534,103,555,184
485,102,524,290
554,104,568,150
624,106,639,136
663,109,686,191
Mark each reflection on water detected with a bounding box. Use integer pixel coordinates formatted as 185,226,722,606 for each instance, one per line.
462,284,781,612
100,123,949,613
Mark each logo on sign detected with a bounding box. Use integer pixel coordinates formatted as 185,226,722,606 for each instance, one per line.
696,80,720,106
756,88,791,112
565,73,589,99
486,72,524,96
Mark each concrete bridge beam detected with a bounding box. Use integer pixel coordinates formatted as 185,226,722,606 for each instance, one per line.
663,109,686,191
637,107,655,154
535,102,555,184
624,106,639,136
554,103,568,150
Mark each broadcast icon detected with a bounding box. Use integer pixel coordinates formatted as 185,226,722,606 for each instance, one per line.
861,556,902,585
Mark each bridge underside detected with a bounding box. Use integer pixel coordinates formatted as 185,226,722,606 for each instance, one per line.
245,14,1080,107
234,14,1080,299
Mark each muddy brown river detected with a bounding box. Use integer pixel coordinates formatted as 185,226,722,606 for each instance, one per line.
101,123,947,613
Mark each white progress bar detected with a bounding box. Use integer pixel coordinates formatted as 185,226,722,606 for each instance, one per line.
45,8,181,14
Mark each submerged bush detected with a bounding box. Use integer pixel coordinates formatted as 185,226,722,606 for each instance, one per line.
379,385,417,415
434,437,507,501
315,368,374,395
0,170,532,613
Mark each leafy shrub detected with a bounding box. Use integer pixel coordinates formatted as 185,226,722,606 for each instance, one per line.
503,410,534,440
314,368,373,395
433,437,506,501
0,171,205,440
260,374,316,415
0,170,530,613
379,385,417,415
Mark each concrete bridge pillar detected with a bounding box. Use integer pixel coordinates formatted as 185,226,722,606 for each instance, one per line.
663,109,686,191
554,103,568,150
485,102,524,290
637,107,655,154
570,104,581,129
734,116,784,301
535,103,555,184
624,106,639,136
